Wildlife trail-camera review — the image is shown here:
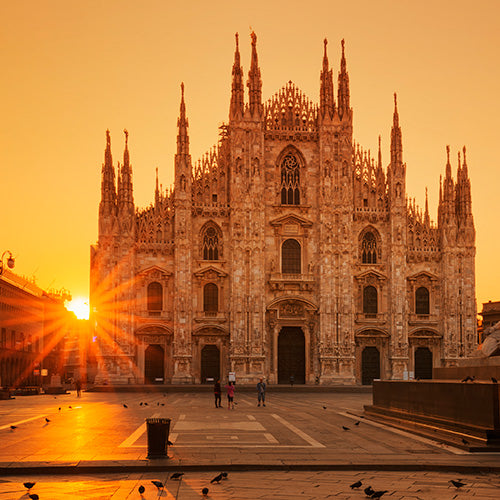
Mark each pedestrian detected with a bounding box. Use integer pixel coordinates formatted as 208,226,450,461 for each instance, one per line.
290,375,294,386
75,379,82,398
257,378,266,407
225,380,235,410
214,379,222,408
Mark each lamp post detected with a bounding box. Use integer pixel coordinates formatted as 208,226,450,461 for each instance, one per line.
0,251,15,275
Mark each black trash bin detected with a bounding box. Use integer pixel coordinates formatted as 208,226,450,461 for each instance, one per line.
146,417,171,459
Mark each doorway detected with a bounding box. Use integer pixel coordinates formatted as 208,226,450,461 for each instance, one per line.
144,344,164,384
414,347,433,379
278,327,305,384
361,346,380,385
201,344,220,383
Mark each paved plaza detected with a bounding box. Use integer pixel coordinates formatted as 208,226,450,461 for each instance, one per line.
0,390,500,498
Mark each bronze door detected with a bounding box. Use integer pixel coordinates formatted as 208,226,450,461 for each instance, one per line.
201,344,220,383
414,347,433,379
361,346,380,385
144,344,164,384
278,327,305,384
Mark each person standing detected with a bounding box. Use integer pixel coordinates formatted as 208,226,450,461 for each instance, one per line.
214,379,222,408
225,380,235,410
75,379,82,398
257,378,266,407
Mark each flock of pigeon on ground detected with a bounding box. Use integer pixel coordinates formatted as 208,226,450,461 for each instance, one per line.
19,474,469,498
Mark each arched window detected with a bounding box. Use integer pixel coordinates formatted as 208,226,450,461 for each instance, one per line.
202,225,220,260
282,239,301,274
415,287,430,315
203,283,218,312
147,282,163,313
363,286,378,314
361,231,377,264
280,153,300,205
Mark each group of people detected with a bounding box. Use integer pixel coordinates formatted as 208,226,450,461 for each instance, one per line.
213,378,267,409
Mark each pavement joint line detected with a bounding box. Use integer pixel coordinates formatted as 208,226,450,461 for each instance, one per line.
118,412,160,448
0,415,47,430
337,411,468,455
271,413,325,448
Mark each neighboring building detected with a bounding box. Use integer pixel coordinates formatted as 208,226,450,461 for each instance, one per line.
0,269,70,388
90,35,477,385
479,301,500,342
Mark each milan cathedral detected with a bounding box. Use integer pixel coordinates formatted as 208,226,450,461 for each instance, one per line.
90,34,476,385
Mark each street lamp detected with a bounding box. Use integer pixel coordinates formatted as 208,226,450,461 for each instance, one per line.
0,251,15,275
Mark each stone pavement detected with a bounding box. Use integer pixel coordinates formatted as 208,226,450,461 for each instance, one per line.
1,470,499,499
1,390,500,498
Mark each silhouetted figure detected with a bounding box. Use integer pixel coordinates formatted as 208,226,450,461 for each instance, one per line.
257,378,266,407
290,375,294,386
75,379,82,397
214,379,221,408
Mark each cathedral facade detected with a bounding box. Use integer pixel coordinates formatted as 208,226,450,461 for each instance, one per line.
90,34,477,385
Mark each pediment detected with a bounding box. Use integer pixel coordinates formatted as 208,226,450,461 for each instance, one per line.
269,213,313,228
355,269,387,282
409,328,442,338
194,265,228,278
407,271,439,282
137,265,171,279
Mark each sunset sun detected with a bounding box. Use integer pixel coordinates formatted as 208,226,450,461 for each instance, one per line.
66,298,90,320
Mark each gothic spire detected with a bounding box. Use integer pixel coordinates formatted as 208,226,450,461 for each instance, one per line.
337,39,350,119
100,129,116,209
177,82,189,155
424,187,430,226
230,33,244,121
378,135,382,169
390,93,403,167
247,31,262,118
155,167,160,207
117,129,134,214
320,38,334,120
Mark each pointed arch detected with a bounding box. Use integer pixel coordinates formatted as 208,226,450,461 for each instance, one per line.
359,226,381,264
200,221,222,260
277,146,305,206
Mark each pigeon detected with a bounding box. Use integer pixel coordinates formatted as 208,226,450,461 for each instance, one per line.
221,472,228,479
45,418,50,423
29,495,39,500
140,402,143,406
371,490,388,499
461,375,475,383
322,406,327,409
354,421,360,426
364,486,374,496
10,425,17,430
449,479,466,488
161,403,165,406
202,487,209,496
170,472,184,480
157,402,160,406
350,480,362,489
342,425,350,431
461,437,469,446
58,407,61,411
144,402,148,406
210,473,223,483
138,485,145,494
68,406,72,409
167,440,174,446
491,377,498,384
123,404,128,408
151,480,164,489
24,482,36,490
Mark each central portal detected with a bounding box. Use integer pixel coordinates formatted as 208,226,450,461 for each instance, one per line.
278,327,305,384
201,344,220,383
144,344,164,384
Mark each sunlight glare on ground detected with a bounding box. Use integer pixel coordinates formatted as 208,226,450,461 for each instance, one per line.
65,297,90,319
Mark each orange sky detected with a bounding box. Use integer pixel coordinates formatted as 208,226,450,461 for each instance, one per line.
1,0,499,311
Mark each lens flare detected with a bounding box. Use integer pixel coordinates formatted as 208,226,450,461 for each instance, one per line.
66,298,90,320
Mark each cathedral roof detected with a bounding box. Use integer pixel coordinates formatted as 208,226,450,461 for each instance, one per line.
264,81,318,132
